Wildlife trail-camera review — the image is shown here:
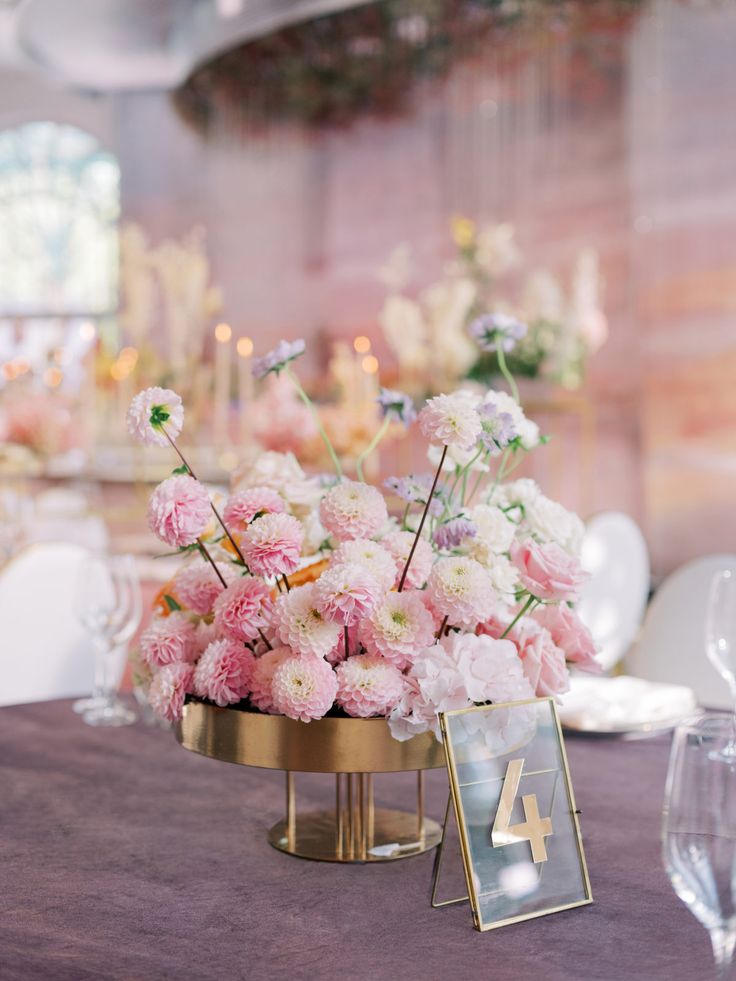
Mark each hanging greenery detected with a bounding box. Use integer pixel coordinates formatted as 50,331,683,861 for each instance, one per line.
173,0,644,133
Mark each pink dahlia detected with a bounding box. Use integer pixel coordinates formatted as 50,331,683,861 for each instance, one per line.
418,393,482,452
213,577,273,643
249,646,293,713
173,560,235,615
241,512,304,578
381,530,434,590
336,655,405,718
148,662,194,723
271,652,338,722
222,486,286,537
319,480,388,542
147,474,211,548
140,612,197,668
534,604,600,673
332,538,397,593
510,539,588,603
126,387,183,447
193,638,255,706
360,591,436,669
272,582,341,658
315,562,380,626
426,556,495,628
514,620,570,698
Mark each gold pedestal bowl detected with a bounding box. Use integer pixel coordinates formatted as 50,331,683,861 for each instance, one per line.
175,699,446,863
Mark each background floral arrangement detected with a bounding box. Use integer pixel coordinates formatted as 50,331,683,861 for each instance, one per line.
378,216,608,395
129,327,599,744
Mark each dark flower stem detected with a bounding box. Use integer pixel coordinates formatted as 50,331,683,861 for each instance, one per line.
282,575,291,593
436,615,448,641
161,426,248,567
197,539,228,588
257,627,273,651
398,444,447,592
344,625,350,660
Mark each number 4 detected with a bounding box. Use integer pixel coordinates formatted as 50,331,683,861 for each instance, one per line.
491,758,553,864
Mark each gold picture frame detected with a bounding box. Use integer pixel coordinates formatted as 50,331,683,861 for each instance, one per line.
434,696,592,931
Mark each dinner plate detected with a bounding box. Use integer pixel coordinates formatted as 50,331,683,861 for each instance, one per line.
558,675,698,738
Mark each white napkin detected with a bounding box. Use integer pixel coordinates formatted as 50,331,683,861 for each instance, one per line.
558,675,697,732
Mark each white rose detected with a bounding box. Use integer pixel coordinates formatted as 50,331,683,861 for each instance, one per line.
523,495,585,556
486,554,520,597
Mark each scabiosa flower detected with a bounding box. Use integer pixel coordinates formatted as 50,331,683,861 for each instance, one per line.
148,662,194,723
241,512,304,578
377,387,416,425
478,402,517,454
315,562,380,625
381,530,434,590
383,474,444,517
126,387,184,447
213,577,273,643
272,582,341,658
433,515,477,550
252,339,306,379
222,487,286,537
193,639,255,707
147,474,211,548
172,560,235,616
469,312,528,352
249,646,293,713
336,655,405,718
140,612,197,668
319,480,388,542
426,556,495,628
418,393,482,452
360,591,436,669
271,652,338,721
332,538,397,593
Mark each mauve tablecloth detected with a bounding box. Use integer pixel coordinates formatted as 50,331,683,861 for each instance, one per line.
0,700,710,981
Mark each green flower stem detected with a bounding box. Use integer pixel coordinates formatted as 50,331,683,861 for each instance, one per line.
162,426,248,567
356,416,390,482
446,447,483,510
401,502,410,530
398,444,447,592
495,342,520,404
465,451,492,506
285,365,343,478
500,594,537,639
484,447,513,504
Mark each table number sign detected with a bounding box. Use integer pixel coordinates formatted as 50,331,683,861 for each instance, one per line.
433,697,592,931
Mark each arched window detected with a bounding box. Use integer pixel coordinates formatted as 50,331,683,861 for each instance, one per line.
0,122,119,317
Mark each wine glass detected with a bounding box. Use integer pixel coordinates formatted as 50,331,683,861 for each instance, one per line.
706,568,736,755
663,714,736,979
73,552,142,727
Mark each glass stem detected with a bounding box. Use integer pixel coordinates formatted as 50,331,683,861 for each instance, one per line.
710,926,736,979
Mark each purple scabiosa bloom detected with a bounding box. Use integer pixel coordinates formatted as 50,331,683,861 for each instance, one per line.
252,339,306,379
479,403,517,453
384,473,444,517
469,313,528,353
377,387,416,426
433,516,477,550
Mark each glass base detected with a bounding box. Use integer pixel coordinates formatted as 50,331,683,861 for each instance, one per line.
82,700,137,728
73,695,106,714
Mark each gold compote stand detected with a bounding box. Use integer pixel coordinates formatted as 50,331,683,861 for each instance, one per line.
176,698,445,863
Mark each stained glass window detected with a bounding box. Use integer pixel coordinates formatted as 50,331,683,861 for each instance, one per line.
0,122,120,316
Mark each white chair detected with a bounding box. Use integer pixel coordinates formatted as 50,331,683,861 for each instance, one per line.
576,512,650,672
0,542,96,706
625,553,736,709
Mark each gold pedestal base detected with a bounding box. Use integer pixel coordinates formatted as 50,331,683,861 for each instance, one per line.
268,807,442,863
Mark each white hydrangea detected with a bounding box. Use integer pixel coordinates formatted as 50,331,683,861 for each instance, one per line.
502,478,541,510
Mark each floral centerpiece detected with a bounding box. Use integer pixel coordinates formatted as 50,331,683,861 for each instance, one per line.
128,330,599,747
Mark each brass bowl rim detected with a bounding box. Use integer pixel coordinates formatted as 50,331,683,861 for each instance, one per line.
175,698,446,773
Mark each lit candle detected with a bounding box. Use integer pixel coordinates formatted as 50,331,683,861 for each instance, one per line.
213,322,232,450
236,335,254,446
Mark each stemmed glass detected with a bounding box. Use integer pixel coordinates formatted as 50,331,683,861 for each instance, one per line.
706,568,736,756
663,714,736,979
73,552,142,727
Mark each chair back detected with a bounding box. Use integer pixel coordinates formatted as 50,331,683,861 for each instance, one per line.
0,542,95,706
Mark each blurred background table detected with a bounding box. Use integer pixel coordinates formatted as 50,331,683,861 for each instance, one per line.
0,699,708,981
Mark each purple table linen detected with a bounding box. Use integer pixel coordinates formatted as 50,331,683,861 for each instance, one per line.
0,700,710,980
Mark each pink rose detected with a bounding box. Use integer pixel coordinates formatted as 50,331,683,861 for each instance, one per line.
510,540,588,603
515,620,569,698
534,605,601,674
